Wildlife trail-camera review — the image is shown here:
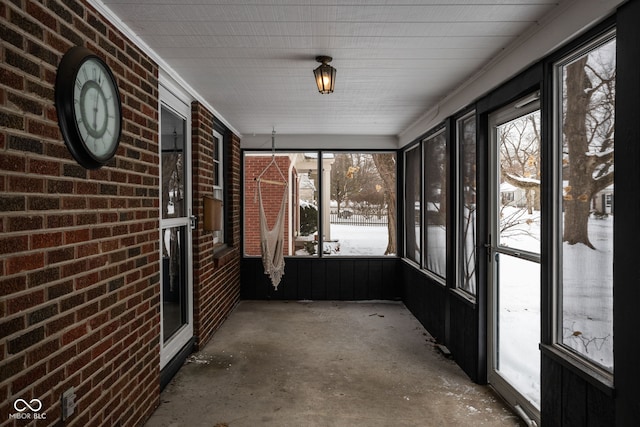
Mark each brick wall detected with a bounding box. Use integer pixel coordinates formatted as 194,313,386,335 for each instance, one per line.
191,103,240,349
244,156,292,256
1,1,160,426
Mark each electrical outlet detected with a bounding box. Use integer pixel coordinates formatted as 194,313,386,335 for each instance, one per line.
61,387,76,421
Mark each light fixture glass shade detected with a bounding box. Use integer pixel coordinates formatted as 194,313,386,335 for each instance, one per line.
313,56,336,94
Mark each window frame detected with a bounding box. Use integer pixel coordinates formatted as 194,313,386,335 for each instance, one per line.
212,129,225,246
242,149,397,259
403,143,422,266
322,151,397,258
456,110,478,297
551,28,616,381
421,128,448,282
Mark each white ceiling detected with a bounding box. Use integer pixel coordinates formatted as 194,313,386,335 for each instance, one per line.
99,1,569,139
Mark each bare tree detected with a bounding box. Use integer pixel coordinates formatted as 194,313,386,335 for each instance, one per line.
372,153,397,255
499,114,540,215
330,154,359,217
330,152,397,255
563,49,615,249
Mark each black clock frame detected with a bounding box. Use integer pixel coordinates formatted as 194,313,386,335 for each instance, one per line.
55,46,122,169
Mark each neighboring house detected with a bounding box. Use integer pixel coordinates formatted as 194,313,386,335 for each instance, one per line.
593,185,614,215
500,182,528,208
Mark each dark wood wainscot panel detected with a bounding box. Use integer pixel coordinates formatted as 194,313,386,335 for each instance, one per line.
241,257,400,301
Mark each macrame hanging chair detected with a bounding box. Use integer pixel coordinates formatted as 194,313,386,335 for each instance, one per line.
258,181,287,289
255,130,288,290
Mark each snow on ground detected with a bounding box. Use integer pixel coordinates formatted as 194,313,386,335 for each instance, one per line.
495,254,541,407
561,216,613,369
496,209,613,408
327,224,389,256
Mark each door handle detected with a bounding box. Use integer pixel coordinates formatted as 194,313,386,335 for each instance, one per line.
483,243,492,257
189,215,198,230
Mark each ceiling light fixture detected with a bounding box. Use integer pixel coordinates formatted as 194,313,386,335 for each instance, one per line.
313,56,336,94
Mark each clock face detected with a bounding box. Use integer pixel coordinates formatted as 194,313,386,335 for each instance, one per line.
73,58,120,162
56,46,122,169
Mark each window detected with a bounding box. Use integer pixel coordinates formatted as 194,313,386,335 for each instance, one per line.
212,130,224,245
423,130,447,278
496,103,541,255
555,32,615,373
404,145,421,264
244,152,305,257
458,113,477,295
243,151,395,257
325,152,396,256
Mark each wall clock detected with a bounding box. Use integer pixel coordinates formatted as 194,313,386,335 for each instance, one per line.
55,46,122,169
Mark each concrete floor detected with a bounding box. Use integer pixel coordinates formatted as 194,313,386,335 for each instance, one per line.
145,301,523,427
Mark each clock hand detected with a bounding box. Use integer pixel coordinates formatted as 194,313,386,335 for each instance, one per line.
93,87,99,131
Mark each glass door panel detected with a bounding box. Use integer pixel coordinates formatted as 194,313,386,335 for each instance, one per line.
161,225,188,341
159,88,193,368
495,253,540,407
497,109,541,254
161,111,186,220
488,95,541,424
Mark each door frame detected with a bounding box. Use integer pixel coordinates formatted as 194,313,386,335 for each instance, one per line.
159,80,194,369
487,94,541,425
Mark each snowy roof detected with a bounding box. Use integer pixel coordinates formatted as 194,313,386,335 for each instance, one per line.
299,174,316,190
304,153,334,159
500,182,519,192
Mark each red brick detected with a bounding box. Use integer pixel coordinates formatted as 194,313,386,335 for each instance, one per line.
61,259,88,277
0,235,28,255
76,331,101,356
65,228,90,244
47,246,74,264
0,153,26,172
59,290,84,313
26,338,59,365
69,276,91,296
77,242,100,257
82,356,104,381
66,350,92,378
77,181,98,194
62,196,86,209
0,316,25,340
8,215,43,232
26,0,57,31
31,231,63,250
91,338,113,359
8,175,45,193
34,367,65,399
62,324,87,346
46,214,73,228
7,289,44,315
45,312,75,335
12,362,46,394
29,158,60,176
27,120,59,139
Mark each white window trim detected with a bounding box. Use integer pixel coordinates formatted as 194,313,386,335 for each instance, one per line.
212,129,224,245
551,29,616,380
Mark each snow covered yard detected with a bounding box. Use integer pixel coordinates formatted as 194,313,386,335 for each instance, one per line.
327,224,390,256
498,210,613,407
